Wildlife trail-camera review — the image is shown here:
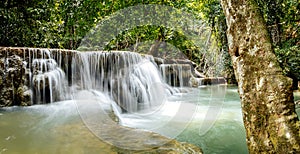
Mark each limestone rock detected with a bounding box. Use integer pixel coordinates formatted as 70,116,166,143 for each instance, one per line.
0,55,30,106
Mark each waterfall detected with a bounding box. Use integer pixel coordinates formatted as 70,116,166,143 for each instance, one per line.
27,49,68,104
69,51,167,112
27,49,169,113
159,64,192,87
32,59,67,103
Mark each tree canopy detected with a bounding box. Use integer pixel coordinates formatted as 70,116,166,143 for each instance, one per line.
0,0,299,81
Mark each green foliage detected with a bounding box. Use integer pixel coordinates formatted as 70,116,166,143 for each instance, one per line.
255,0,300,46
1,0,298,80
255,0,300,82
194,0,234,79
0,0,138,49
0,0,232,77
104,25,200,61
275,46,300,80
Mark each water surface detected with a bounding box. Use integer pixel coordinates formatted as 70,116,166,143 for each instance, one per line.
1,86,299,154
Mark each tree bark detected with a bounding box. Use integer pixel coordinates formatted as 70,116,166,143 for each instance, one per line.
220,0,300,153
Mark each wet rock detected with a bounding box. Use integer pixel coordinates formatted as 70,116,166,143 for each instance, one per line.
155,58,229,87
0,47,204,153
54,120,203,154
0,55,30,107
199,77,227,85
160,64,192,87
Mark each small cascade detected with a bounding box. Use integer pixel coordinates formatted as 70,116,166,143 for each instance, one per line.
32,59,67,104
26,49,68,104
160,64,192,87
119,59,166,112
70,51,143,91
31,60,67,104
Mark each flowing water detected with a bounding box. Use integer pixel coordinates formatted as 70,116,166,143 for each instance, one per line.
0,85,249,154
120,85,249,154
0,101,115,153
1,49,300,153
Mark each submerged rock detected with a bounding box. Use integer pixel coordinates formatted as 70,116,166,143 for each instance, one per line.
112,139,202,154
74,90,203,153
54,120,202,154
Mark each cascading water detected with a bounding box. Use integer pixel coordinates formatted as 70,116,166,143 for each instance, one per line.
32,59,67,104
0,48,256,154
27,49,169,113
70,51,169,112
159,64,192,87
27,49,68,104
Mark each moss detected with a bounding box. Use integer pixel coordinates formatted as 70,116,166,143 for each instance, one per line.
221,0,300,153
17,86,23,95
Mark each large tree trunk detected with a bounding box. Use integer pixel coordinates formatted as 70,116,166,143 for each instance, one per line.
220,0,300,153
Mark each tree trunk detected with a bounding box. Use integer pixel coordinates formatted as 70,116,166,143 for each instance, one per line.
220,0,300,153
149,40,162,56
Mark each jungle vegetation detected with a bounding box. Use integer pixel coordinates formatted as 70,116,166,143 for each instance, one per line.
0,0,299,82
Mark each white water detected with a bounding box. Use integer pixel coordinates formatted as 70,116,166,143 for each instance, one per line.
32,59,67,103
68,51,168,112
118,85,249,154
2,49,300,153
160,64,192,87
27,49,170,114
3,49,251,153
0,86,251,154
27,49,68,104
